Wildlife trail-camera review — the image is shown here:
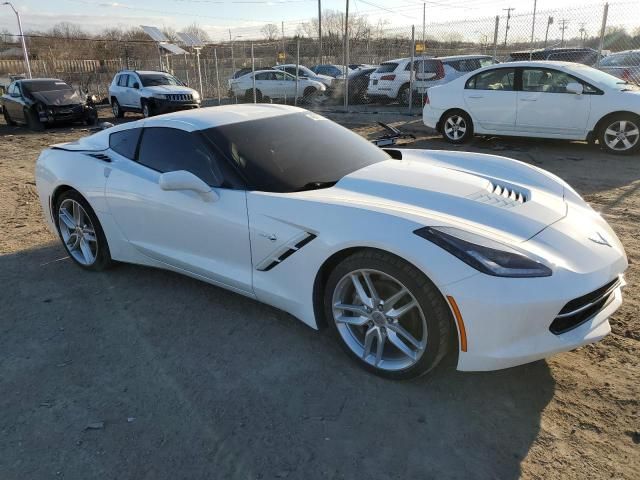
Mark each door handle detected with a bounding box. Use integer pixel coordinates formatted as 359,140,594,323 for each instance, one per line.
520,98,537,102
468,95,484,99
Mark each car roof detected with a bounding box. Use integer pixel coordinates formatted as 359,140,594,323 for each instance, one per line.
119,70,170,75
510,47,596,55
143,104,305,131
17,78,65,83
435,54,492,61
382,56,432,64
605,49,640,55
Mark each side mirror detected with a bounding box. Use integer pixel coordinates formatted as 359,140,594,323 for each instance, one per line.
159,170,219,202
566,82,584,95
133,82,140,89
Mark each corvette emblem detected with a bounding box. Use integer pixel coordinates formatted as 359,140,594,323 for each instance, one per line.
589,232,611,247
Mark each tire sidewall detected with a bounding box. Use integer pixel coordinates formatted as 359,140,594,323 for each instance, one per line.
112,99,123,119
324,250,451,380
55,190,112,271
26,108,44,131
441,110,473,144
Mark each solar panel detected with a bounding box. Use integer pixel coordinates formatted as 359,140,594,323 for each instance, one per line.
177,32,204,48
160,43,188,55
140,25,168,42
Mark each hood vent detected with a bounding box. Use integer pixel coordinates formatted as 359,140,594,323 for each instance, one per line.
467,181,528,208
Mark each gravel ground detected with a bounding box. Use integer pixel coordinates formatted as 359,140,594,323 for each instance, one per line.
0,109,638,480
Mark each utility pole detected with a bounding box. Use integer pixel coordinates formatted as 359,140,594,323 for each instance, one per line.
281,21,285,62
544,16,554,48
559,19,568,47
2,2,32,78
529,0,537,59
229,29,235,73
503,7,514,46
318,0,322,63
579,22,586,46
343,0,349,110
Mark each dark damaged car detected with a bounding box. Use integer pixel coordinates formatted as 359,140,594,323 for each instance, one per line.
1,78,98,130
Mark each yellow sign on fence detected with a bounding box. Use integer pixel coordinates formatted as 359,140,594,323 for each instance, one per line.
415,43,426,53
277,52,286,61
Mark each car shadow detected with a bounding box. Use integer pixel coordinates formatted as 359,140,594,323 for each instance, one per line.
1,243,555,479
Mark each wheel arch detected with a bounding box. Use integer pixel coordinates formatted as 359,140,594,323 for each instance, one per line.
311,246,460,359
437,107,473,133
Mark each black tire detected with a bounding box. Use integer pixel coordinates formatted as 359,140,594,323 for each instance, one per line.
111,98,124,119
3,107,16,126
141,99,153,118
440,110,473,144
303,87,317,103
598,113,640,155
85,108,98,126
25,108,44,131
397,83,410,106
324,249,452,380
54,190,112,271
244,89,262,103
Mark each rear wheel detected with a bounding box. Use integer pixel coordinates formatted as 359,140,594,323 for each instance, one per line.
244,89,262,103
441,110,473,144
55,190,112,271
303,87,317,103
398,84,410,106
599,114,640,155
3,107,16,125
324,250,451,380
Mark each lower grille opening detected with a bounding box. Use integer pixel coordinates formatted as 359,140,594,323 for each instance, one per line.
549,279,619,335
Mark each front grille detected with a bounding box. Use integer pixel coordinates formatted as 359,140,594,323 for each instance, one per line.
549,278,620,335
166,93,193,102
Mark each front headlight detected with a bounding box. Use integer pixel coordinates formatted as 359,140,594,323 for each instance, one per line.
150,93,166,99
192,91,200,100
415,226,552,278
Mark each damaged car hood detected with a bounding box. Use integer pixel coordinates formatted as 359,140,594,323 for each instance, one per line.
31,89,82,106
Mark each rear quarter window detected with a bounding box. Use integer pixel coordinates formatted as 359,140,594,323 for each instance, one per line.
376,63,398,73
109,128,142,160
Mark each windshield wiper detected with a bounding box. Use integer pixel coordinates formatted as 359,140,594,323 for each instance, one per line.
295,180,339,191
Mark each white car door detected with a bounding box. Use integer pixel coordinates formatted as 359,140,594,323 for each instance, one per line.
104,125,253,294
463,67,517,132
275,71,296,99
516,67,591,137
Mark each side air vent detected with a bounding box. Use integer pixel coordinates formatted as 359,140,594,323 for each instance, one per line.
87,153,112,162
257,232,317,272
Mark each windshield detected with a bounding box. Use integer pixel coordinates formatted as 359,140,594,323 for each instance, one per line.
573,65,636,89
600,52,640,67
139,74,182,87
375,63,398,73
22,80,72,93
201,111,390,192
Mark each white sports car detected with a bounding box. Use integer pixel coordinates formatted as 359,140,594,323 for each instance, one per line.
35,105,627,379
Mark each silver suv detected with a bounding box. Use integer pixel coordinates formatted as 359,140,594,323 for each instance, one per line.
108,70,201,118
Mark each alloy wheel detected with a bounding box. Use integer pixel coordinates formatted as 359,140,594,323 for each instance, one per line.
444,115,467,141
142,103,150,118
58,199,98,266
112,102,120,118
603,120,639,152
331,269,428,371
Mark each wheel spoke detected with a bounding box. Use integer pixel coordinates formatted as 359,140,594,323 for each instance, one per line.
362,327,376,360
387,330,418,361
619,120,627,131
383,287,408,313
605,128,618,137
455,116,463,125
79,238,93,264
351,273,373,309
335,314,369,326
334,302,368,316
59,209,76,230
83,229,97,242
66,233,78,249
622,137,632,149
362,272,380,305
387,322,422,349
627,128,639,138
387,299,417,320
72,201,82,225
374,330,385,366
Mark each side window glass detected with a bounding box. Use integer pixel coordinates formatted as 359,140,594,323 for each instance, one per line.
479,58,495,67
127,75,138,88
118,74,129,87
255,72,267,81
137,128,222,186
466,69,515,91
7,83,15,96
109,128,142,160
522,69,574,93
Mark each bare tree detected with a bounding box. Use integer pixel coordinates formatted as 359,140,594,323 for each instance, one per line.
261,23,279,41
183,22,210,42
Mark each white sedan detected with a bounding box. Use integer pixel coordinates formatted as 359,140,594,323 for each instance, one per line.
229,69,326,102
423,60,640,155
35,105,627,379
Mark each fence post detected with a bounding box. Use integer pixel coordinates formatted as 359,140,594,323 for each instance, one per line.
529,0,537,60
492,15,500,60
251,43,256,103
343,0,350,111
295,38,300,106
596,2,609,67
409,25,415,114
214,48,221,104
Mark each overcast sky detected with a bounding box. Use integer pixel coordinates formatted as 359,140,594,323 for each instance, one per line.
0,0,633,41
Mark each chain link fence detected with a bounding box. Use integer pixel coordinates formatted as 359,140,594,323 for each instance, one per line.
1,1,638,114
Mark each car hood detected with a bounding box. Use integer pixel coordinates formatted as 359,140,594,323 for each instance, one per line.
305,149,569,243
31,90,82,106
142,85,196,94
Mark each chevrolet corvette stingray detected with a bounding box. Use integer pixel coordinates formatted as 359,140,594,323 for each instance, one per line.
35,105,627,379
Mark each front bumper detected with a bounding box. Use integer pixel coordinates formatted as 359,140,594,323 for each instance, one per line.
38,105,95,124
442,203,627,371
151,98,200,114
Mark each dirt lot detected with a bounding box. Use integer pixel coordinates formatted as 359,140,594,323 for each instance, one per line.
0,109,638,480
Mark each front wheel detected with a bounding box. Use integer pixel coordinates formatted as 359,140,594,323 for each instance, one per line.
55,190,112,271
25,108,44,131
441,110,473,144
141,100,153,118
599,114,640,155
3,107,16,125
324,250,451,380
